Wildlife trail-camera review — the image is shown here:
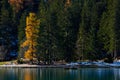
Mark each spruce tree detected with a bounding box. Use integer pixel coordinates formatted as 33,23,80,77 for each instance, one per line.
18,11,28,58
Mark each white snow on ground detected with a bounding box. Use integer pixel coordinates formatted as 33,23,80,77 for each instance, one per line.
66,60,120,67
66,62,79,66
109,60,120,67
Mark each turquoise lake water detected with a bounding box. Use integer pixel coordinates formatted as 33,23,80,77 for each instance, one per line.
0,68,120,80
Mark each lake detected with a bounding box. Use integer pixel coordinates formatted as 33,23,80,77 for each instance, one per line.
0,68,120,80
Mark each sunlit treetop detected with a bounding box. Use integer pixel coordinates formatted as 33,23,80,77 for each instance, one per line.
8,0,34,12
8,0,23,12
66,0,71,5
65,0,71,7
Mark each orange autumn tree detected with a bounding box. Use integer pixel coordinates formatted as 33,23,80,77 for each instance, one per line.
65,0,71,7
21,12,40,60
8,0,24,12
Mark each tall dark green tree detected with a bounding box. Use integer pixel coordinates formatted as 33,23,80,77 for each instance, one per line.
77,0,108,60
98,0,117,59
76,0,91,60
18,11,28,58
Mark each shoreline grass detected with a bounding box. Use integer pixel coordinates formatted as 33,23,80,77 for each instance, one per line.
0,60,17,65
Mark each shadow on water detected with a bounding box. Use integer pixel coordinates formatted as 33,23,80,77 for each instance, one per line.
0,68,120,80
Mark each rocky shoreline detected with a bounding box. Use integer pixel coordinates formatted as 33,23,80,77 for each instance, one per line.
0,63,120,68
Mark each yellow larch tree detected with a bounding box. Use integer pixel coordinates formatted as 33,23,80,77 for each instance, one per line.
21,12,40,60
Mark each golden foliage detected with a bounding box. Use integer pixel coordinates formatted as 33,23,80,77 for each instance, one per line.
65,0,71,7
24,69,32,80
21,12,40,60
21,40,29,47
66,0,71,5
8,0,24,12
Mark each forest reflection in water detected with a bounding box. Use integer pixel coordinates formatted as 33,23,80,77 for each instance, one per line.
0,68,120,80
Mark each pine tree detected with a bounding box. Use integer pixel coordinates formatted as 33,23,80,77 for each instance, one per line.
37,0,66,64
98,0,118,61
18,11,28,58
88,0,100,60
76,0,91,60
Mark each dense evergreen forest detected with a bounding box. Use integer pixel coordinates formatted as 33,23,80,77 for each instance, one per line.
0,0,120,63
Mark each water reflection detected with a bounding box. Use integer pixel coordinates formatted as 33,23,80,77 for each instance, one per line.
0,68,120,80
113,68,120,80
24,69,32,80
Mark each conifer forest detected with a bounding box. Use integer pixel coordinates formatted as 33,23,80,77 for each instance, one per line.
0,0,120,63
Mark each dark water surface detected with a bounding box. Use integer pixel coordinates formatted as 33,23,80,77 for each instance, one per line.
0,68,120,80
